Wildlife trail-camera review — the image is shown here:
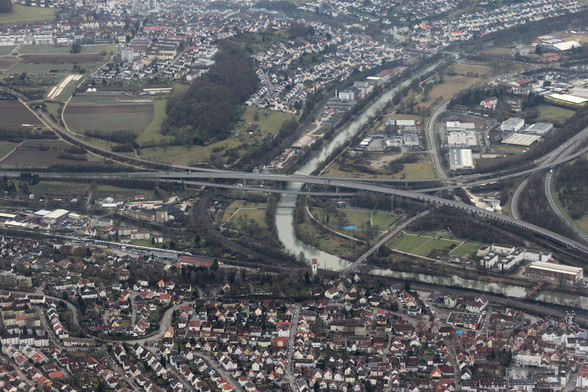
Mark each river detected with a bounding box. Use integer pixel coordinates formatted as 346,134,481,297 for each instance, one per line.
275,60,446,271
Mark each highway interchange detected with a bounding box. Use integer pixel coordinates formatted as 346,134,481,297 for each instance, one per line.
3,80,588,265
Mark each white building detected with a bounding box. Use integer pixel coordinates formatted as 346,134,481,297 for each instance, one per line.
500,118,525,133
449,148,474,170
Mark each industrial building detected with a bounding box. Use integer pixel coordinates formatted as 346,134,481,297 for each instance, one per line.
525,261,583,285
500,118,525,133
525,122,553,135
449,148,474,170
501,133,541,146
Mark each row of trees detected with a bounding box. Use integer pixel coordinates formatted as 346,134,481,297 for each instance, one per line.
162,42,258,145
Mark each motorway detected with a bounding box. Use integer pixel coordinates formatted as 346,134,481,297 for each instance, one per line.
545,169,588,244
424,100,450,180
511,126,588,220
3,84,588,259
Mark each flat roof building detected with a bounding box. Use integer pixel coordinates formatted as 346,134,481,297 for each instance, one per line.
501,133,541,146
500,118,525,133
525,261,583,285
525,122,553,135
449,148,474,170
547,93,588,107
448,130,477,148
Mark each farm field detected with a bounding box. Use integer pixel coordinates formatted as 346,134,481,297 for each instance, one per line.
7,61,101,75
0,56,19,72
0,5,56,25
221,200,268,229
0,47,13,55
30,181,88,196
0,99,40,130
64,95,154,134
0,141,18,161
19,45,72,54
388,231,484,258
29,181,157,200
0,139,109,169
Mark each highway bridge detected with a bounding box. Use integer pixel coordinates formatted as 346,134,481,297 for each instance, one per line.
23,167,588,257
5,86,588,258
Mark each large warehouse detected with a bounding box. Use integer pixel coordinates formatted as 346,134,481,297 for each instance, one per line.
525,261,584,285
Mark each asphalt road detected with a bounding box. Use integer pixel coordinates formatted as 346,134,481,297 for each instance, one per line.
425,100,450,180
511,126,588,220
545,169,588,244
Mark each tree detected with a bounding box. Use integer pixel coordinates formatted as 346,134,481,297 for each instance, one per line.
0,0,12,13
71,42,82,53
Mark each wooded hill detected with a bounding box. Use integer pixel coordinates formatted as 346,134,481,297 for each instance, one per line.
162,42,258,145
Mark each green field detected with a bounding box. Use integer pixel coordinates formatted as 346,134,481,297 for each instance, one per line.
393,155,437,179
494,144,527,155
139,108,293,166
136,97,174,146
537,104,576,125
0,46,14,55
576,214,588,233
31,181,157,199
7,61,101,75
372,212,399,229
19,45,72,54
81,44,113,54
388,231,484,258
30,181,88,196
0,141,17,161
222,200,268,229
0,5,56,25
242,107,295,133
91,184,157,200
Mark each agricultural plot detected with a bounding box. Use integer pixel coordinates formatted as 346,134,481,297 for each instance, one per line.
19,45,72,55
0,47,14,55
0,100,40,130
6,51,106,76
47,74,83,100
64,95,154,134
0,139,105,169
0,56,19,72
0,141,17,161
0,5,56,25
